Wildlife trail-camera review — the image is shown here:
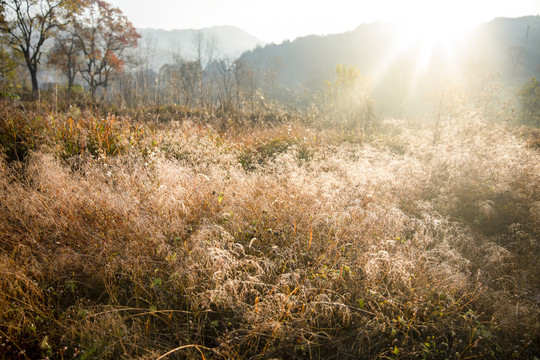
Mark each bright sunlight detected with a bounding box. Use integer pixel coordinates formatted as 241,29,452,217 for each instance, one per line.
393,4,479,70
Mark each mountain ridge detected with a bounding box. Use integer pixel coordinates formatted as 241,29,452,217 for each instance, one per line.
136,25,265,69
238,16,540,116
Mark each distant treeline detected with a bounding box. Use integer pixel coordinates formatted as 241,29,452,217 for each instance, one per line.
1,2,539,125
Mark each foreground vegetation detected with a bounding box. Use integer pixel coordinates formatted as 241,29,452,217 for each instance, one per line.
0,99,539,359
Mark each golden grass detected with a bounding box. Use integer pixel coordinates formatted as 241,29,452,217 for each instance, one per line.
0,103,539,359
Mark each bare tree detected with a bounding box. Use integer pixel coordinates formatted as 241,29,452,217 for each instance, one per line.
211,57,247,114
123,35,157,105
191,31,219,109
192,31,206,108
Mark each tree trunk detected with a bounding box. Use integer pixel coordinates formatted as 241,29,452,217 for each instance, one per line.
29,66,39,100
67,78,73,99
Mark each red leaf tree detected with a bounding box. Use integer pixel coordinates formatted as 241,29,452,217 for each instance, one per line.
71,0,139,101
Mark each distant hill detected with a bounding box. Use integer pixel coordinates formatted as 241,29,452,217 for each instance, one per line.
465,16,540,84
137,26,265,70
240,21,402,88
239,16,540,116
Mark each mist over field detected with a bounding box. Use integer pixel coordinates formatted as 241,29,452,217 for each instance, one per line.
1,1,540,359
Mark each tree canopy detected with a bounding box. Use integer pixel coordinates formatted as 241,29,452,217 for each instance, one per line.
0,0,138,100
0,0,72,98
71,0,139,101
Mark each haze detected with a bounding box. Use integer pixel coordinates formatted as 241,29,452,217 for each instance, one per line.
106,0,540,43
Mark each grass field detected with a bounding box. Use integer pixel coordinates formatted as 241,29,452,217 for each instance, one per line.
0,100,539,359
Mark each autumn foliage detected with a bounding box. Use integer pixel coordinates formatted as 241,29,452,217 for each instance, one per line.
0,0,139,100
68,0,140,100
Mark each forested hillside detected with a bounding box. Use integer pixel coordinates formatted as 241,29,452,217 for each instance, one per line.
240,16,540,116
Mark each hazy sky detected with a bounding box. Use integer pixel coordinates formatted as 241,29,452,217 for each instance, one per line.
106,0,540,43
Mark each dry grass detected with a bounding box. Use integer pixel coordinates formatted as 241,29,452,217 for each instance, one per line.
0,101,539,359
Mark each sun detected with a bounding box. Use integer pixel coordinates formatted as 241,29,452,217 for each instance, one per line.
367,5,480,111
395,16,475,69
380,0,481,72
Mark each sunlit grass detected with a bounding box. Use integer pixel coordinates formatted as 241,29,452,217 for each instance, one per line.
0,101,539,359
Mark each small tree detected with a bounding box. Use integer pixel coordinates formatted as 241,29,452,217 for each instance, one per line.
211,57,248,115
323,64,376,130
130,36,157,105
71,0,139,101
0,0,74,98
519,77,540,126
